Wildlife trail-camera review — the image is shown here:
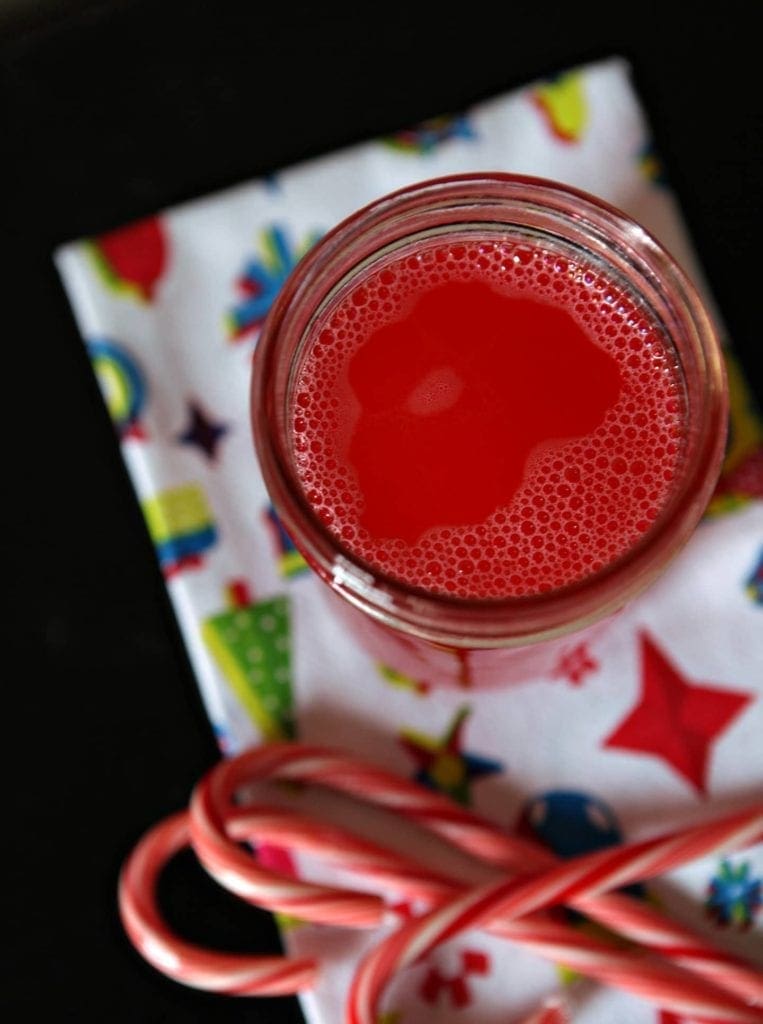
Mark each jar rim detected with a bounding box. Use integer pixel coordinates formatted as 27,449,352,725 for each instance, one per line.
251,173,727,647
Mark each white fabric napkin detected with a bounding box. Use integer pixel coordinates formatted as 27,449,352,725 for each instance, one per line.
56,57,762,1023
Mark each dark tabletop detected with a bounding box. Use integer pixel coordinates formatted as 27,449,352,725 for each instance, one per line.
3,1,761,1020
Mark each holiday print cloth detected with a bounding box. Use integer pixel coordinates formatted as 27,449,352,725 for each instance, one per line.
56,58,762,1023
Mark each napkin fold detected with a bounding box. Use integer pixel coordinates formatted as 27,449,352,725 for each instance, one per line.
56,57,762,1023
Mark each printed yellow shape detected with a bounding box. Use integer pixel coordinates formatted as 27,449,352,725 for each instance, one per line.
532,72,588,142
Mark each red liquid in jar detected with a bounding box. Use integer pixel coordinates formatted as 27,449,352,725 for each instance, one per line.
291,234,686,599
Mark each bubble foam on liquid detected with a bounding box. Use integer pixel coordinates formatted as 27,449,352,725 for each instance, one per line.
291,235,686,599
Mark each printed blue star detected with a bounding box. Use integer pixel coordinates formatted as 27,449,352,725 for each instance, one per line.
178,402,228,460
227,224,322,339
384,113,477,154
706,860,762,929
745,547,763,604
399,706,503,806
638,139,668,186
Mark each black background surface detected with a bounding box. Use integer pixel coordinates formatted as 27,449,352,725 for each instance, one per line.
3,2,761,1020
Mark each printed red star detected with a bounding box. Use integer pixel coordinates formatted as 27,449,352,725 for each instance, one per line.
604,633,753,795
553,642,599,686
419,948,490,1008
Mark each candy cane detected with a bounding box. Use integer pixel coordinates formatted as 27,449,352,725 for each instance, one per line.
190,743,763,1005
118,810,317,994
117,742,763,1021
346,809,763,1023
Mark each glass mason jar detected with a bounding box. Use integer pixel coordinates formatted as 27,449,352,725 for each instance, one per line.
251,174,727,688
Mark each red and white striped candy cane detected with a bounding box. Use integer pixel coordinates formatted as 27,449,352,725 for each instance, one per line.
190,743,763,1006
205,802,763,1021
118,810,318,995
118,742,763,1021
345,809,763,1024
